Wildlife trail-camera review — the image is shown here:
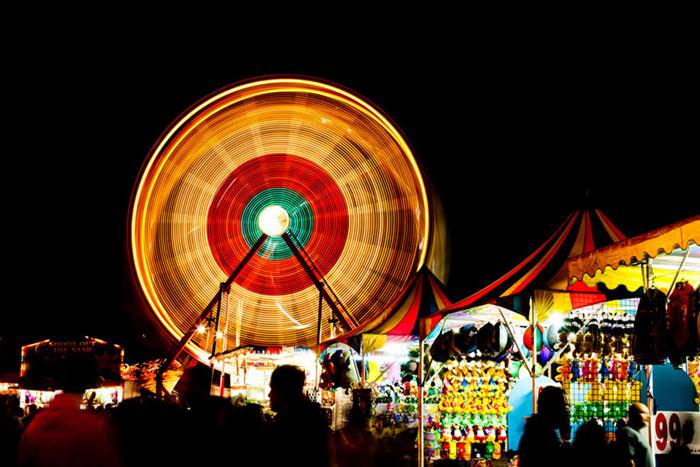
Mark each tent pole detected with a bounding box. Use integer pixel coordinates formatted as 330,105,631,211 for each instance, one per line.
667,248,690,294
418,339,425,467
531,297,537,414
360,337,366,386
497,307,533,378
645,365,654,462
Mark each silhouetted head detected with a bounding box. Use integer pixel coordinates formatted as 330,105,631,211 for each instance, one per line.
269,364,305,413
573,419,606,451
682,419,695,444
537,385,569,431
61,358,97,394
176,364,212,408
628,402,650,430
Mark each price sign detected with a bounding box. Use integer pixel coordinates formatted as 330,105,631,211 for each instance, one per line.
652,411,700,455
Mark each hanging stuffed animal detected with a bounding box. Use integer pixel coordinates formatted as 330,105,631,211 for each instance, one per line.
668,281,696,366
319,349,355,389
571,359,581,381
400,358,419,383
319,351,337,389
555,355,573,393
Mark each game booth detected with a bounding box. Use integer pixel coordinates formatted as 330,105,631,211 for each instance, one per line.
317,266,451,433
209,346,319,406
18,336,124,410
417,208,659,466
566,215,700,461
421,305,529,464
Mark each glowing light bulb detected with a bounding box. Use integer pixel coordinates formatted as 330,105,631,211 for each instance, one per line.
258,205,290,236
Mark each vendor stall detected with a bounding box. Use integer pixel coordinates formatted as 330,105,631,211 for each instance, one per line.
319,266,451,434
420,209,628,466
547,298,644,441
360,336,421,432
18,336,125,410
566,215,700,459
422,305,528,463
210,346,318,406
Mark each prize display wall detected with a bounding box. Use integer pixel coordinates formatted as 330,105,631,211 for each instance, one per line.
425,321,518,463
551,300,643,441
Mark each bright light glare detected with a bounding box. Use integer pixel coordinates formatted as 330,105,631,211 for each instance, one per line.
258,205,290,236
544,313,565,330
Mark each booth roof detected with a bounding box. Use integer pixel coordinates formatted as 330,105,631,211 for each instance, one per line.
566,215,700,287
424,304,529,343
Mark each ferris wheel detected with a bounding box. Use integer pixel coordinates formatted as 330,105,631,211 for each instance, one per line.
130,78,437,363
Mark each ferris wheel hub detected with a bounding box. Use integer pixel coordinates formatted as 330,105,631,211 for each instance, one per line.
258,205,290,236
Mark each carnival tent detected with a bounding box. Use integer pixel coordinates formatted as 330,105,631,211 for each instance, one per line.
322,265,451,352
566,215,700,293
424,209,626,332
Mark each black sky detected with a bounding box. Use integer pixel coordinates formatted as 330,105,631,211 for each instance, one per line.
2,34,697,369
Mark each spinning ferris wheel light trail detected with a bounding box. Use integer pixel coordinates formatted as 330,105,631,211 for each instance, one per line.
130,78,437,378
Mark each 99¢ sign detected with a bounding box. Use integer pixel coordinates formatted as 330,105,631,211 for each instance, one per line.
653,411,700,455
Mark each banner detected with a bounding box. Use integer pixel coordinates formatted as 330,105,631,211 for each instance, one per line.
20,337,123,390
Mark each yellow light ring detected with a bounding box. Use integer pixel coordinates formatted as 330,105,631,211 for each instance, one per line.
130,78,430,362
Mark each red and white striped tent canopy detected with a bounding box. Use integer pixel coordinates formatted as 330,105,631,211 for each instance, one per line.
423,209,626,335
322,265,451,352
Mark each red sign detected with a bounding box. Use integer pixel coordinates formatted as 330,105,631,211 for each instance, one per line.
653,411,700,455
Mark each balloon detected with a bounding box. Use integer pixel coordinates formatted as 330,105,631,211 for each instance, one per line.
453,324,478,354
544,324,560,350
538,346,553,364
523,324,544,351
509,361,522,378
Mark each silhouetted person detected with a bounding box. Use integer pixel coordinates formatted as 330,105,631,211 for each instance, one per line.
268,364,329,467
110,396,186,467
333,405,379,466
1,394,23,466
174,363,213,410
614,402,653,467
572,419,611,467
518,385,571,467
665,419,695,467
176,364,235,465
18,360,122,467
22,403,40,428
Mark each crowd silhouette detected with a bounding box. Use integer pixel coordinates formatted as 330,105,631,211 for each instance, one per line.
2,369,695,467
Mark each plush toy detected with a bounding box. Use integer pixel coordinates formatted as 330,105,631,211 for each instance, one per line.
572,402,586,422
602,335,614,356
440,426,451,459
478,425,487,444
462,426,472,461
688,358,700,405
599,359,610,381
453,426,465,459
319,349,356,389
572,333,584,355
586,380,602,403
571,360,581,381
400,358,418,383
555,355,573,393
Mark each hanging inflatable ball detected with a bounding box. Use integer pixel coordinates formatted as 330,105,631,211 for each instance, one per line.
523,324,544,351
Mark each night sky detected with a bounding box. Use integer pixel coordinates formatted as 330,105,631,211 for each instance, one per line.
2,37,697,371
